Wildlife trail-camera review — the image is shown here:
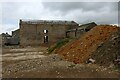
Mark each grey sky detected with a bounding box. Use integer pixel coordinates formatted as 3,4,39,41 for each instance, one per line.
0,1,119,34
42,2,118,24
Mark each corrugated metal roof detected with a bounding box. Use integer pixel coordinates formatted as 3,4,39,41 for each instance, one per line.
20,19,78,25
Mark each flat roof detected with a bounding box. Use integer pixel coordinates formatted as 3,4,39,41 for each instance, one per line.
20,19,78,25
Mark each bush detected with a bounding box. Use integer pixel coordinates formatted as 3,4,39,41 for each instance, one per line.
56,38,69,48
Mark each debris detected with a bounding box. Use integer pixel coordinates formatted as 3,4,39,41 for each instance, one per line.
86,58,95,64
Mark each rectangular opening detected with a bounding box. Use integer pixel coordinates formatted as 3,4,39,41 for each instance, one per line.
43,30,48,34
44,36,48,43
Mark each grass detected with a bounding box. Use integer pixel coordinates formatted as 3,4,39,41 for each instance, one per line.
48,38,69,53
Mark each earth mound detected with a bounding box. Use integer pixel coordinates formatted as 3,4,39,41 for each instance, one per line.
56,25,120,65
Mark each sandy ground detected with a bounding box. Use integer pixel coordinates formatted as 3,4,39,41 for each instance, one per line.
1,46,120,78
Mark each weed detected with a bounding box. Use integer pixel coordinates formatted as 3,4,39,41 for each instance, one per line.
48,38,69,53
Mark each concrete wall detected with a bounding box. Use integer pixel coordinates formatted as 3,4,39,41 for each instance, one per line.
20,23,78,46
12,29,20,38
66,29,86,38
9,37,20,45
12,29,20,45
0,35,2,46
66,31,76,38
66,22,97,38
76,29,86,38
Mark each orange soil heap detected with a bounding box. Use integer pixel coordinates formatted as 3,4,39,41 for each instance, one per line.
57,25,119,64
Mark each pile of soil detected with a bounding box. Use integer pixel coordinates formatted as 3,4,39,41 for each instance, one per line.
90,29,120,67
56,25,120,64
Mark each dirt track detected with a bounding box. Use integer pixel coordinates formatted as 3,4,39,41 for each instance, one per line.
2,46,120,78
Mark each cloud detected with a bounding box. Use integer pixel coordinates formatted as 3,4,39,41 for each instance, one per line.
2,2,65,23
43,2,117,13
42,2,118,24
0,0,41,2
0,0,119,2
0,24,18,34
1,2,119,34
2,2,43,22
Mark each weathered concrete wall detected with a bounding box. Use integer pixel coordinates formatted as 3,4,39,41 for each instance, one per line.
2,37,11,45
66,31,76,38
20,22,78,46
37,24,66,44
9,38,20,45
20,24,37,46
76,29,86,38
12,29,20,45
66,22,97,38
66,29,86,38
12,29,20,38
0,35,2,46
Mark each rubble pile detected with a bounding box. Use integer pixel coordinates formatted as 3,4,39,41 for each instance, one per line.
56,25,120,65
90,29,120,67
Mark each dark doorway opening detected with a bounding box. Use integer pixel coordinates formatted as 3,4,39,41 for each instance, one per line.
44,36,48,43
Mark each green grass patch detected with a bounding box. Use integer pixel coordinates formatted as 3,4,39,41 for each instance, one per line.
48,38,69,53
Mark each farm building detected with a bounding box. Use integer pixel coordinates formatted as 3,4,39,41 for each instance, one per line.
1,32,20,46
12,29,20,39
3,20,97,47
66,22,97,38
1,33,12,46
19,20,79,46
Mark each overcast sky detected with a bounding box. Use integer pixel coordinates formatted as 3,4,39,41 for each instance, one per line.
0,0,119,34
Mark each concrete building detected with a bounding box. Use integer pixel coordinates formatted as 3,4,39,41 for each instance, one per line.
12,29,20,39
1,32,20,46
0,35,2,46
19,20,79,46
1,33,12,45
66,22,97,38
12,29,20,45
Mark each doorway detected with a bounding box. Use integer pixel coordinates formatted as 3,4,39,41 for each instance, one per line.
44,36,48,43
